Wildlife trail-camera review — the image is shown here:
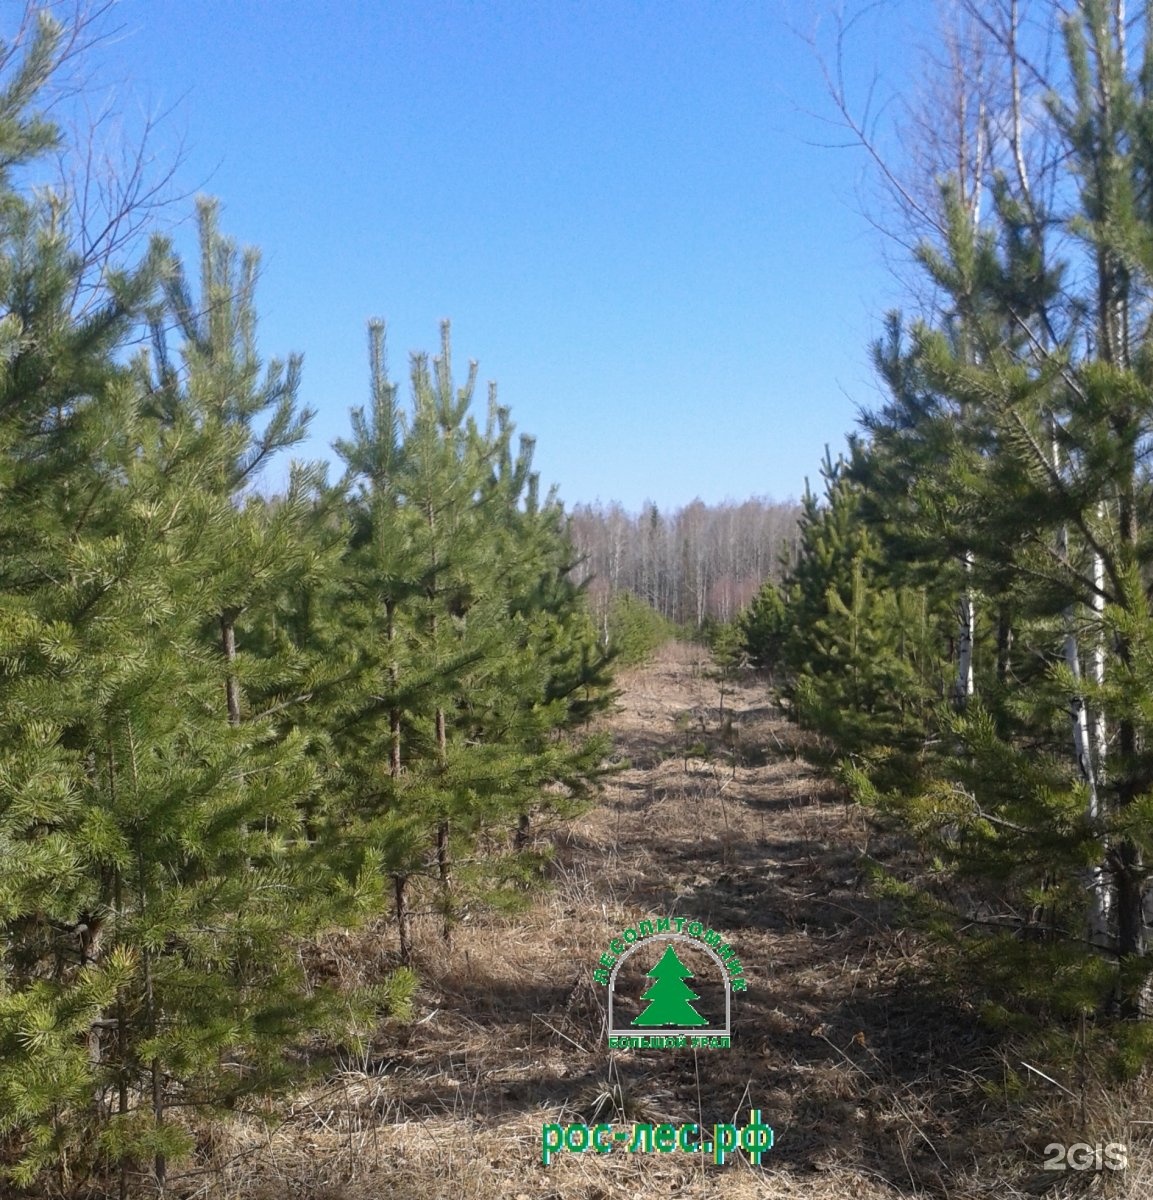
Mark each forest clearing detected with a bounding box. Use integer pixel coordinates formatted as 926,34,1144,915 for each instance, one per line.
169,641,1149,1200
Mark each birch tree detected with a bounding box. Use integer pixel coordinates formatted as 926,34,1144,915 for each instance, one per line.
825,0,1153,1017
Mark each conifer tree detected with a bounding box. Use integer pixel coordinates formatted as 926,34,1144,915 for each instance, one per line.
775,452,943,776
828,0,1153,1021
0,9,175,1185
0,9,608,1191
330,321,612,960
738,580,789,675
141,196,319,728
604,591,671,666
77,205,384,1190
0,171,387,1188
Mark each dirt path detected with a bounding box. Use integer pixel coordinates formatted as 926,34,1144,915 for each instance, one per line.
215,641,1003,1200
527,641,993,1199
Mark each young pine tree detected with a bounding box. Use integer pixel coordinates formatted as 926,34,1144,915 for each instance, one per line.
330,321,613,960
777,452,943,779
839,0,1153,1023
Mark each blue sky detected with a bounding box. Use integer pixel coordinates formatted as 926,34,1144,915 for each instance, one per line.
86,0,923,510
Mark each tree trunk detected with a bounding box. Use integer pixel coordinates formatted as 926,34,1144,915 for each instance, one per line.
1053,420,1111,950
387,599,401,778
115,867,130,1200
435,706,451,943
387,598,407,959
952,554,974,710
142,944,166,1193
1114,458,1148,1010
220,607,241,727
1087,533,1110,950
995,607,1013,687
394,873,412,965
1114,675,1147,1013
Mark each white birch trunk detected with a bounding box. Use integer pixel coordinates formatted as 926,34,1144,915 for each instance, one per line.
1091,525,1106,769
1052,423,1110,946
1060,576,1095,791
952,551,974,708
1089,509,1116,940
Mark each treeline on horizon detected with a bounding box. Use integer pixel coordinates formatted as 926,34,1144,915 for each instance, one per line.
0,8,621,1192
735,0,1153,1059
567,497,801,638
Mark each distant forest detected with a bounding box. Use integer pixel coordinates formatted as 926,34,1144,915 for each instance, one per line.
567,498,801,632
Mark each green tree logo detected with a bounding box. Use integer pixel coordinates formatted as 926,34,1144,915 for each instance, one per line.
632,943,708,1027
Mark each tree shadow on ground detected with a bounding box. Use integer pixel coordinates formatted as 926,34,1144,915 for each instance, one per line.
555,758,1013,1193
369,650,1025,1197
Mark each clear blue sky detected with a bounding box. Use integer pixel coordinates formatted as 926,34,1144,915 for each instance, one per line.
86,0,923,511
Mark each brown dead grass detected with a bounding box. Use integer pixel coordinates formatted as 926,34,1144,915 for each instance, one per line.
158,641,1153,1200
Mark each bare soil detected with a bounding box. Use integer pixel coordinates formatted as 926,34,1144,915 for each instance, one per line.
179,641,1152,1200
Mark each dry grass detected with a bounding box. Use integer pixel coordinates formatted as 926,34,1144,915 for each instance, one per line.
149,641,1153,1200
